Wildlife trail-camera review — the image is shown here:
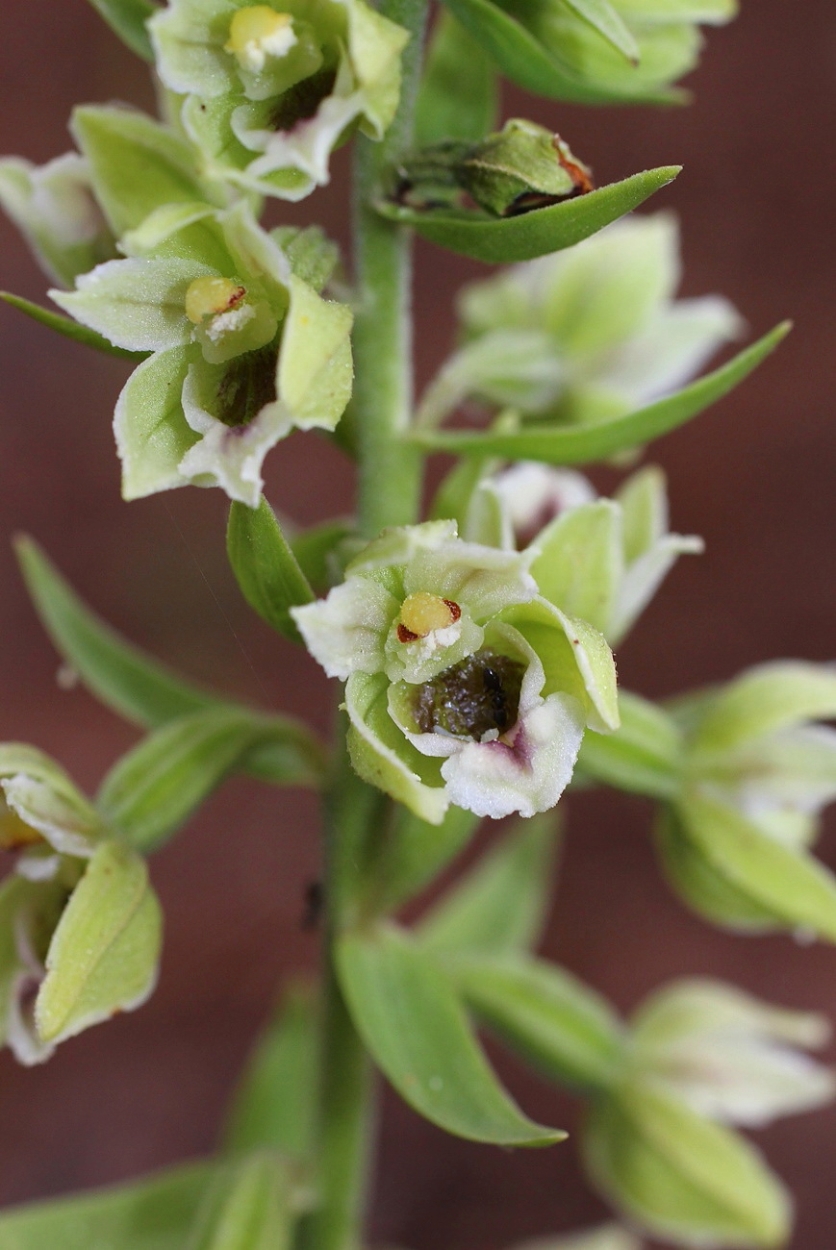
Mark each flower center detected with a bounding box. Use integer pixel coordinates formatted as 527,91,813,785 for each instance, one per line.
185,276,247,327
397,593,461,644
225,6,297,72
413,649,526,740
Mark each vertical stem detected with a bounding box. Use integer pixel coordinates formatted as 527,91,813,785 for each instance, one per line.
353,0,428,536
308,7,428,1248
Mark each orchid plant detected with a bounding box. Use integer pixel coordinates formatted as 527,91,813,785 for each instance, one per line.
0,0,832,1247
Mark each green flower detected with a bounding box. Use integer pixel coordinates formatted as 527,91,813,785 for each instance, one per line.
0,151,116,287
418,213,741,431
51,201,353,505
483,462,703,645
150,0,409,199
292,520,618,823
0,746,161,1065
658,662,836,941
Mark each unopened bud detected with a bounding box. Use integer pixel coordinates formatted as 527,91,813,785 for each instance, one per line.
458,119,593,217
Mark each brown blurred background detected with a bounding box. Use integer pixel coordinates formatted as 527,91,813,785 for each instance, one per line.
1,0,836,1245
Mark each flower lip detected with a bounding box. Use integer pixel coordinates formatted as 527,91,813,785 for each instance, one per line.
411,648,527,742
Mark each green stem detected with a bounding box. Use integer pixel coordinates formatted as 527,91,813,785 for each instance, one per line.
353,0,428,537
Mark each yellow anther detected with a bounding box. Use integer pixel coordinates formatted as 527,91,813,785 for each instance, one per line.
398,593,461,642
185,276,246,326
225,6,297,71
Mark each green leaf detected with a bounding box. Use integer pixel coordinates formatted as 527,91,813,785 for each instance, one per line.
576,690,683,800
418,817,559,955
86,0,157,60
337,924,565,1146
72,105,211,236
224,983,320,1160
97,708,326,853
453,953,624,1092
187,1152,299,1250
0,1160,213,1249
373,805,479,913
14,537,323,789
36,839,162,1045
0,291,147,360
561,0,640,61
227,500,314,643
674,792,836,941
583,1081,790,1248
290,520,354,595
375,167,680,263
414,12,498,147
439,0,669,104
411,322,791,460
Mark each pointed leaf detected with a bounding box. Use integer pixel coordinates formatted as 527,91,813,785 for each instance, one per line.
14,538,321,789
227,500,314,644
453,952,624,1091
187,1153,299,1250
337,924,565,1146
411,323,791,460
224,983,319,1159
375,168,681,263
0,1160,214,1249
36,839,162,1045
374,805,479,913
414,12,498,147
86,0,157,60
0,292,146,360
418,817,559,955
97,708,326,853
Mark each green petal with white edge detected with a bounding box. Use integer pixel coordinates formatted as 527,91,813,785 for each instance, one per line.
36,839,162,1045
345,0,410,136
291,578,398,679
278,276,353,429
691,662,836,756
725,725,836,812
503,599,619,733
615,465,668,562
610,532,703,646
537,213,681,360
404,536,537,622
345,673,448,824
51,257,215,353
528,500,623,636
115,347,199,500
0,744,103,858
71,104,216,236
149,0,240,99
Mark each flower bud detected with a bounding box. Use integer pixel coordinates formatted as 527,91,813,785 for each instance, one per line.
457,119,593,217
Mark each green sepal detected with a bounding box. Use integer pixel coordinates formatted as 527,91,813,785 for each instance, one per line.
0,291,147,361
224,983,319,1161
690,661,836,756
271,225,340,294
659,794,836,941
561,0,640,61
114,347,198,500
414,12,498,147
97,708,327,853
0,1159,215,1249
529,500,622,635
227,499,314,643
418,816,559,956
452,952,625,1092
86,0,157,60
186,1151,304,1250
13,537,321,788
71,105,216,236
411,322,791,461
583,1080,791,1248
0,742,104,854
576,691,683,800
36,838,162,1046
337,923,566,1146
376,166,680,263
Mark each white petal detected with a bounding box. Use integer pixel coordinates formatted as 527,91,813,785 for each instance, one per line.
292,579,398,679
